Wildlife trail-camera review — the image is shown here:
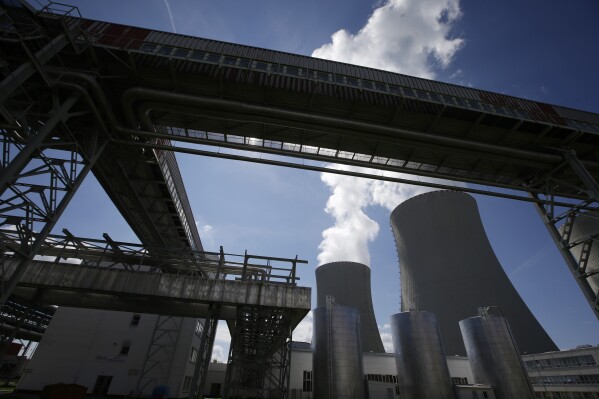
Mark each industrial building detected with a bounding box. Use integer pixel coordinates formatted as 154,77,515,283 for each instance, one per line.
460,307,535,399
390,190,558,356
312,297,366,399
286,343,599,399
17,308,207,397
390,311,454,399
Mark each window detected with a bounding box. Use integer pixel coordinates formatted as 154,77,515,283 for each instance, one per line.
190,347,198,363
302,371,312,392
158,46,174,55
182,376,192,392
120,340,131,356
365,374,399,384
130,314,140,327
140,43,157,53
195,320,204,336
451,377,468,385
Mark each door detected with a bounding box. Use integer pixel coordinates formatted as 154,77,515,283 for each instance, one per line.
92,375,113,395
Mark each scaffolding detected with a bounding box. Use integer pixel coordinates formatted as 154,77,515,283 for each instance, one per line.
224,307,293,399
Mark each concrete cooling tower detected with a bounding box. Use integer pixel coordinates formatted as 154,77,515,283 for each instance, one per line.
316,261,385,353
390,190,557,356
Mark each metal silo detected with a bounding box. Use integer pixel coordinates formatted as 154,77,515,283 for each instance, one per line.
316,261,385,353
459,307,534,399
390,311,454,399
312,296,365,399
390,190,557,356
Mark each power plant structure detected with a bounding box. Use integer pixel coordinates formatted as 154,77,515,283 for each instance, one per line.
390,311,454,399
1,0,599,397
460,307,535,399
312,296,365,399
390,190,558,356
315,262,385,353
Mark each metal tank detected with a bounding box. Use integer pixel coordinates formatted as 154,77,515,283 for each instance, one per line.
316,262,385,352
459,307,534,399
390,190,557,356
390,311,454,399
312,296,365,399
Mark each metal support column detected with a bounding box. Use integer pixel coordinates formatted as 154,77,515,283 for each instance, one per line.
0,134,107,305
188,305,219,399
532,150,599,319
224,307,294,399
136,316,184,395
0,93,80,194
563,150,599,200
0,304,30,364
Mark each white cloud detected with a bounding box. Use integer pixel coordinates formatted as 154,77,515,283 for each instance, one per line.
293,311,313,343
378,323,394,353
196,223,216,250
312,0,463,79
211,344,227,363
369,175,439,211
210,320,231,363
215,320,231,343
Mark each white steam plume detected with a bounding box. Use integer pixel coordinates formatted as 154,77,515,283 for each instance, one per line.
318,165,380,266
315,0,464,266
318,165,444,266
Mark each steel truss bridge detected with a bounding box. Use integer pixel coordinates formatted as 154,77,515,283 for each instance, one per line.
0,227,309,398
0,0,598,397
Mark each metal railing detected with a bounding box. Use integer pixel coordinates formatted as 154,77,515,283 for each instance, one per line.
0,228,306,284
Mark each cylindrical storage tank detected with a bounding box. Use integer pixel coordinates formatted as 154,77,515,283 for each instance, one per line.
316,262,385,353
390,311,454,399
390,190,557,356
561,211,599,296
313,298,365,399
459,308,534,399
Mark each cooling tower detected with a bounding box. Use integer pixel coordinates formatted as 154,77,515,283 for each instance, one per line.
316,261,385,353
390,311,454,399
390,190,557,355
460,307,535,399
312,297,365,399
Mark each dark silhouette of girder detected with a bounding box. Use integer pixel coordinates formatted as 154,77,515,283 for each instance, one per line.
0,0,598,385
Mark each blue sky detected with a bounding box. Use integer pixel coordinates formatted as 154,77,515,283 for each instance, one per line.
54,0,599,359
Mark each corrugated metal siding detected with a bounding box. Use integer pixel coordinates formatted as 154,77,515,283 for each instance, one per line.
81,18,599,132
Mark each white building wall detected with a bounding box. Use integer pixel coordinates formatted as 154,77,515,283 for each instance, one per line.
287,347,475,399
289,349,313,399
18,307,203,398
363,352,396,375
447,356,475,384
202,362,227,398
167,317,204,397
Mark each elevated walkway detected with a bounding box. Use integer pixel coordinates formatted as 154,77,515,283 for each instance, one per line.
3,260,310,325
